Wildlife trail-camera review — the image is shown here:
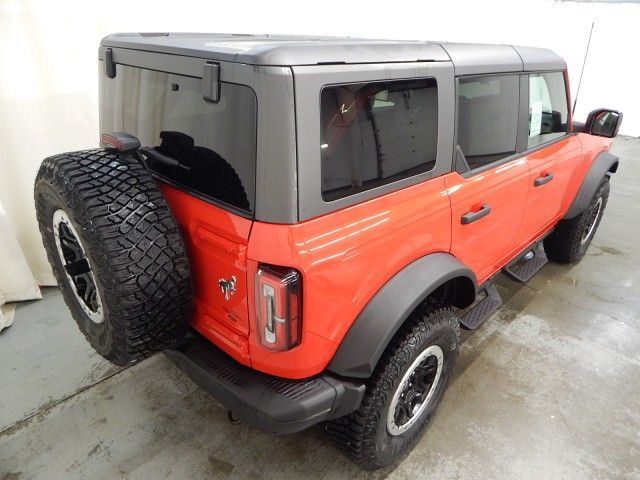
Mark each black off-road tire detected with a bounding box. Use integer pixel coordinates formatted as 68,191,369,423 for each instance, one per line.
324,306,459,470
544,177,610,263
34,149,192,366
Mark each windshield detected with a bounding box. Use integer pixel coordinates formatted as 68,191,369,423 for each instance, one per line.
112,65,257,214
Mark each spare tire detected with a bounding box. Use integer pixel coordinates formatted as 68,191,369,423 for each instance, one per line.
34,149,192,366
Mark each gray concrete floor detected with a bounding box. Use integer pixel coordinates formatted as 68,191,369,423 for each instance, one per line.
1,137,639,480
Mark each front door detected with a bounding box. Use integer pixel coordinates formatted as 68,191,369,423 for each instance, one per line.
447,73,530,283
519,72,581,244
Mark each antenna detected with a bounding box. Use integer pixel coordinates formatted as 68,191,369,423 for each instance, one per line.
573,21,595,116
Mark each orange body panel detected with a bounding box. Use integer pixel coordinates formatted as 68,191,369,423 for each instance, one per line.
446,159,530,284
161,132,613,380
247,178,451,378
564,133,614,213
518,137,582,245
160,184,253,366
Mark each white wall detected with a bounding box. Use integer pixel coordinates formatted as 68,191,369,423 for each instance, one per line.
0,0,638,295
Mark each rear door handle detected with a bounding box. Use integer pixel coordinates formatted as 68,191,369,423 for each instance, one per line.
534,172,554,187
461,204,491,224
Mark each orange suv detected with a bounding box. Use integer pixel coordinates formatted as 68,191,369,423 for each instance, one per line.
35,34,622,469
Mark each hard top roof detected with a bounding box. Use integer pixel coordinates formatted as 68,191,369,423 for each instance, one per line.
101,33,566,73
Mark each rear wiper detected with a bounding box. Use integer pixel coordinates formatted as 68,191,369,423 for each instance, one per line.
138,147,191,171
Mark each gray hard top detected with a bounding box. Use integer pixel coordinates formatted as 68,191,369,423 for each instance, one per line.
101,33,566,73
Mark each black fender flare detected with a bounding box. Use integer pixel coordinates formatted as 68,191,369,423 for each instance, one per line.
327,253,477,379
564,151,618,219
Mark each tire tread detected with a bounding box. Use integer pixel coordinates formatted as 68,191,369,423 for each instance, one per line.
34,149,192,365
324,305,459,470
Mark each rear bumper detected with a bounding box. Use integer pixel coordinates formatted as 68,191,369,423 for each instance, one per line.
165,333,365,434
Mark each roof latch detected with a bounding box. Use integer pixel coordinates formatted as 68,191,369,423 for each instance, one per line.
105,48,116,79
202,62,220,103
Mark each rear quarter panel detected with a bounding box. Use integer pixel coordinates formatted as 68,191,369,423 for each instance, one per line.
247,177,451,378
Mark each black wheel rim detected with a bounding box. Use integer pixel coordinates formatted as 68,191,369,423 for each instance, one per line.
387,345,443,435
53,209,104,323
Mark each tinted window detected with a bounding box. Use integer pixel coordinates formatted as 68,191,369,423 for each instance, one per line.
457,75,519,171
528,72,569,148
114,65,257,213
320,78,438,201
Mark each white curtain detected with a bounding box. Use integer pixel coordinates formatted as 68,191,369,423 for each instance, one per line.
0,1,98,329
0,202,42,329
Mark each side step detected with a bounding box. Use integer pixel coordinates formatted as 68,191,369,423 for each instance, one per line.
460,283,503,330
502,243,548,283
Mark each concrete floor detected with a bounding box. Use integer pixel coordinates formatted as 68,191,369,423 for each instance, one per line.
1,137,639,480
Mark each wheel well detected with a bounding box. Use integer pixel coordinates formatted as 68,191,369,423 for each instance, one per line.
327,253,477,378
424,276,476,310
608,161,619,174
367,276,475,376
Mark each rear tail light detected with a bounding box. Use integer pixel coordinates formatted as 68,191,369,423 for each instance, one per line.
255,264,302,351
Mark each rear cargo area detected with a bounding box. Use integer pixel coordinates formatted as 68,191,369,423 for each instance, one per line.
100,62,259,364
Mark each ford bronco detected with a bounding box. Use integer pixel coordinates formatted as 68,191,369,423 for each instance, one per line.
34,34,622,469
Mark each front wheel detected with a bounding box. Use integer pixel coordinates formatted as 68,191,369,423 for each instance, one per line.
544,177,610,263
324,306,459,470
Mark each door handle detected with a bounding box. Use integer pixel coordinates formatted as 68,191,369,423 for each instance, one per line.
534,172,554,187
461,204,491,224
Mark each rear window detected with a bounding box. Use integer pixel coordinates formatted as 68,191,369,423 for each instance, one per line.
456,75,520,171
320,78,438,201
113,65,257,214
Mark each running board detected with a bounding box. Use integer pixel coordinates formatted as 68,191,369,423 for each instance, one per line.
460,283,502,330
502,243,548,283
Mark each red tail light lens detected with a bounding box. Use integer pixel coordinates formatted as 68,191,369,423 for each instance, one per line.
255,264,301,351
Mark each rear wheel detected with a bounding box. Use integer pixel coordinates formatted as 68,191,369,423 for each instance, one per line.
35,149,192,366
324,306,459,470
544,177,610,263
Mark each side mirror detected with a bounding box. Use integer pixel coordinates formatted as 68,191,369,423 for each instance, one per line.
583,109,623,138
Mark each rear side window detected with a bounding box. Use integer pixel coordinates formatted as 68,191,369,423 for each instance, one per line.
114,65,257,214
528,72,569,148
456,75,519,171
320,78,438,201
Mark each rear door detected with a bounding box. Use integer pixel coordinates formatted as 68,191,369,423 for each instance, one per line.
102,64,258,364
519,71,581,244
447,74,530,283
